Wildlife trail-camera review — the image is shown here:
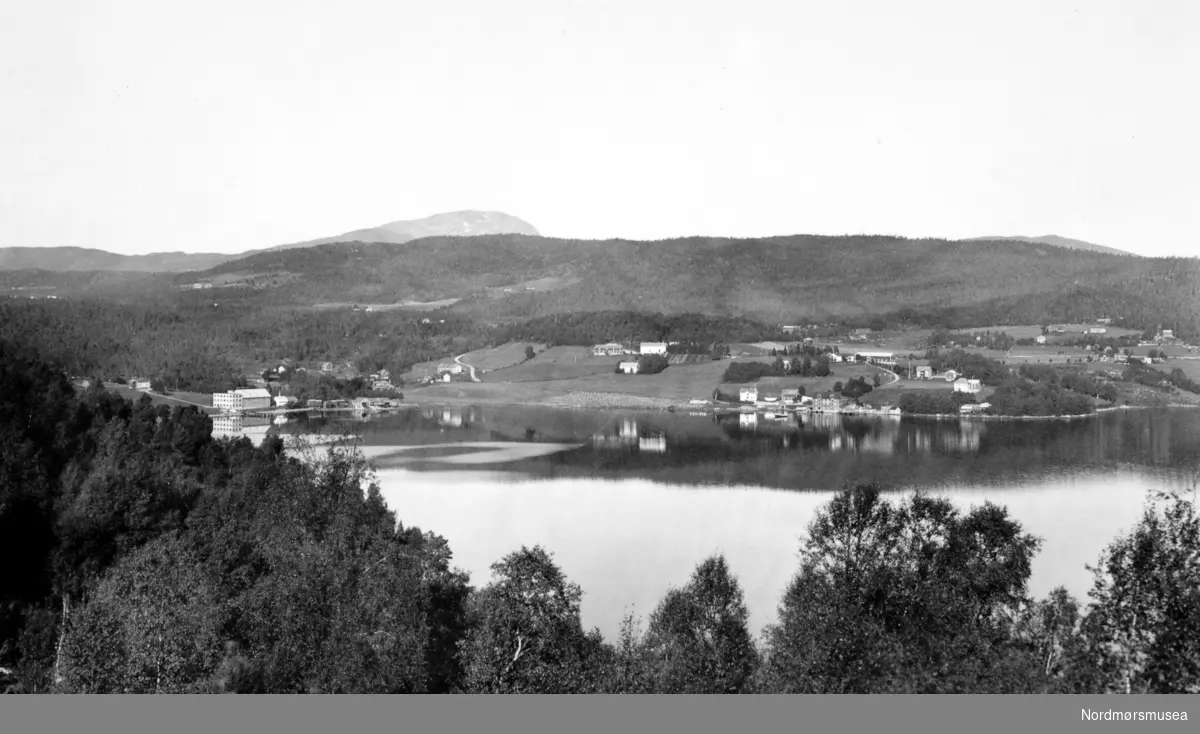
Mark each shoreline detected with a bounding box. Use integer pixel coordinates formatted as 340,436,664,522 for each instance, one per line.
388,389,1200,420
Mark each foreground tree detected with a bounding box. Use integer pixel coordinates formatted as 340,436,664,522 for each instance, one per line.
1079,490,1200,693
56,536,221,693
459,546,607,693
761,483,1042,693
641,555,758,693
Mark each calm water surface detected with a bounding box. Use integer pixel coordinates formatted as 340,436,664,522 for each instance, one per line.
279,406,1200,639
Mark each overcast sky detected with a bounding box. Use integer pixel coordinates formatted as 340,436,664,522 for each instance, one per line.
2,0,1197,257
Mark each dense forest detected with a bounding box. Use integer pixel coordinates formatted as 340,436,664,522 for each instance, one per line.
7,233,1197,335
0,298,491,391
3,342,1198,694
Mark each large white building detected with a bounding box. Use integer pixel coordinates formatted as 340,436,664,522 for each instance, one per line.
639,342,668,355
853,351,896,365
952,378,983,394
592,342,625,356
618,361,640,374
213,388,273,413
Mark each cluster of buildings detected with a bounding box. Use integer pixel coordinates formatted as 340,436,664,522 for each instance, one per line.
593,341,668,358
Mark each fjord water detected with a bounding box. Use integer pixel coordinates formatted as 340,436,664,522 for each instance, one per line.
289,407,1200,639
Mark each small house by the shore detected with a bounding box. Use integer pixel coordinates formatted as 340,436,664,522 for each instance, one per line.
739,386,759,403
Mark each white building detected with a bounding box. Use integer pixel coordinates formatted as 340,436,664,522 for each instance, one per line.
132,380,152,391
952,378,982,394
826,353,843,363
739,387,758,402
1035,335,1047,344
618,361,640,374
213,388,273,413
273,395,296,408
639,342,668,355
854,351,896,365
592,342,625,356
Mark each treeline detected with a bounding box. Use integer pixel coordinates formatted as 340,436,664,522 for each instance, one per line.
928,329,1016,352
987,379,1097,416
1018,364,1120,403
898,391,978,415
927,349,1010,385
0,298,489,392
493,311,788,347
3,344,1200,693
721,356,833,384
1122,363,1200,394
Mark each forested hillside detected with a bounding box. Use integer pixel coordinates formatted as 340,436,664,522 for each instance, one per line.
2,343,1198,694
173,234,1199,331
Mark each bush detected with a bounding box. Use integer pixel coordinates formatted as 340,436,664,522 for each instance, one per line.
637,355,669,375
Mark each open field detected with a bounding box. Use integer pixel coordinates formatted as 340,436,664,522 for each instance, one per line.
1149,358,1200,383
483,346,622,382
107,385,219,412
520,360,731,401
1003,346,1095,363
309,298,461,312
457,342,546,373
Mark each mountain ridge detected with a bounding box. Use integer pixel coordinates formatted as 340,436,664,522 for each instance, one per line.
964,234,1131,256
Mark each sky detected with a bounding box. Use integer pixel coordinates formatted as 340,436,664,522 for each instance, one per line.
2,0,1198,257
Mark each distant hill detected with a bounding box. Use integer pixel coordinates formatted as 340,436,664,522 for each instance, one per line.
251,210,540,253
0,247,231,273
0,211,540,273
174,233,1200,331
965,235,1131,256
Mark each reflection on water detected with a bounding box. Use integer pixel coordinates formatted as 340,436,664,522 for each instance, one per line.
274,407,1200,640
212,414,272,442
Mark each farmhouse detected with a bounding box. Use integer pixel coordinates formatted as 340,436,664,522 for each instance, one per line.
1035,335,1047,344
132,379,152,391
437,363,464,375
902,359,931,378
826,352,843,363
780,388,801,403
953,378,983,394
592,342,625,357
959,402,992,414
213,388,273,413
739,387,759,403
273,395,296,408
854,351,896,366
618,361,640,374
639,342,668,356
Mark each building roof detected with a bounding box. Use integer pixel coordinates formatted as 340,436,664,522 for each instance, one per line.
640,341,667,347
233,388,272,399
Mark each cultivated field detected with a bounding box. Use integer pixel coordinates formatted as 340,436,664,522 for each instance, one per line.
520,360,731,401
483,346,622,382
458,342,546,373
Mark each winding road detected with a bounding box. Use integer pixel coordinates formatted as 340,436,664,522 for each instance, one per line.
453,353,482,382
